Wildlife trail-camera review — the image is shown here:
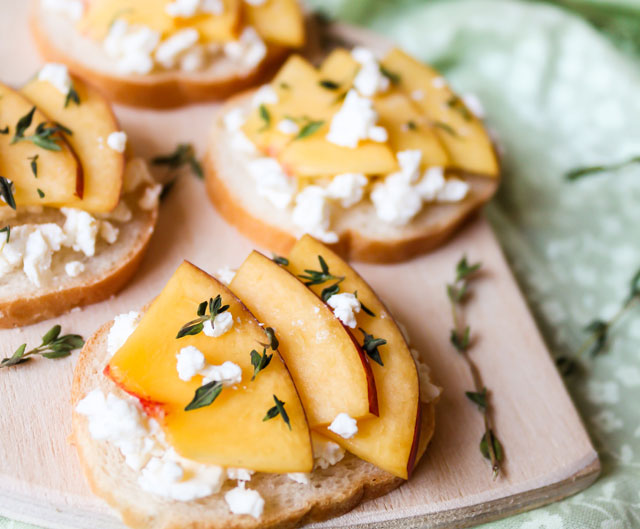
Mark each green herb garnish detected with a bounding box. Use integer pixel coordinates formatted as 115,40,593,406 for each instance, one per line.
298,255,344,286
447,255,503,479
359,328,386,366
319,79,340,90
379,65,401,85
184,380,223,411
250,348,273,381
64,85,80,108
406,120,417,131
11,116,70,152
257,326,279,351
259,104,271,132
321,282,340,302
1,325,84,368
565,156,640,181
37,188,45,198
354,290,376,317
0,177,16,210
294,120,324,141
272,254,289,266
29,154,38,178
0,225,10,243
152,143,203,179
433,121,458,137
0,126,8,134
263,394,291,430
176,295,230,338
446,95,472,121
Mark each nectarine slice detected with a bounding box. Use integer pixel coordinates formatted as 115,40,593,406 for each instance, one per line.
0,82,82,208
381,48,499,178
22,74,124,213
230,251,378,428
243,0,304,48
107,261,313,473
288,235,422,479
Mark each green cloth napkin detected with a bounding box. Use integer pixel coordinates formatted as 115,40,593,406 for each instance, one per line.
3,2,639,529
304,0,640,527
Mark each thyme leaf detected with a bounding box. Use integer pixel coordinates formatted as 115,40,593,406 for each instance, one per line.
259,104,271,131
359,328,385,366
433,121,458,137
176,295,230,339
184,380,223,411
354,290,375,317
0,177,16,210
298,255,344,286
64,85,80,108
250,348,273,381
152,143,203,179
566,156,640,181
272,254,289,266
446,95,472,121
263,394,291,430
294,120,324,141
29,154,38,178
319,79,340,90
379,65,401,85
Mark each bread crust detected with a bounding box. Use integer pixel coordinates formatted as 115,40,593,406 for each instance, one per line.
71,319,436,529
205,94,500,264
29,5,291,109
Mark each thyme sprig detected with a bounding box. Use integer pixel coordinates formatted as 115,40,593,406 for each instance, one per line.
64,85,80,108
298,255,344,287
272,254,289,266
11,108,70,151
152,143,203,179
0,177,16,209
176,295,230,339
258,326,279,351
576,266,640,358
359,328,386,366
1,325,84,369
263,394,291,430
447,256,503,479
250,348,273,381
566,156,640,181
294,118,324,141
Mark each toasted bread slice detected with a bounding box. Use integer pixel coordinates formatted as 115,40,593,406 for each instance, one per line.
71,316,435,529
29,1,291,108
205,93,500,264
0,167,158,329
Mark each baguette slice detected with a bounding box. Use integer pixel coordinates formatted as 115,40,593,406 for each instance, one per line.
205,93,500,264
71,317,435,529
0,173,158,329
29,1,291,109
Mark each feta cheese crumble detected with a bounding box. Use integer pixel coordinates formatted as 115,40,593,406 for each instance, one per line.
326,89,387,148
328,413,358,439
107,131,127,153
227,468,254,482
203,311,234,338
37,63,72,95
107,311,141,356
225,482,265,518
248,158,295,210
176,346,206,382
155,28,200,69
139,183,163,210
277,118,300,135
165,0,224,17
104,20,160,75
325,173,368,208
176,345,242,386
252,84,279,107
327,293,361,329
201,360,242,386
65,260,85,277
224,27,266,69
312,434,345,469
351,47,390,97
291,186,338,244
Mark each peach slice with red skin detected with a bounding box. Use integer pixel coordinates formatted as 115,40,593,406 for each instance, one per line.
287,235,423,479
106,261,313,473
230,250,378,428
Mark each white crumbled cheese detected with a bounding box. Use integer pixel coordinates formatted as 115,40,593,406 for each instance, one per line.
155,29,200,69
224,27,266,69
396,150,423,184
61,208,99,257
166,0,224,17
371,172,422,226
138,448,225,502
225,482,264,518
107,311,141,356
277,119,300,135
224,107,248,132
76,390,156,471
368,125,388,143
104,20,160,75
139,183,162,210
176,346,206,382
244,0,267,5
65,260,85,277
462,93,485,118
203,311,234,338
37,63,72,95
312,434,345,469
23,225,65,286
327,293,361,329
107,131,127,153
326,89,386,148
291,186,338,244
227,468,254,482
436,179,469,202
123,158,154,193
325,172,368,208
215,266,236,285
411,89,424,101
201,360,242,386
252,84,279,107
100,221,119,244
180,45,206,72
287,473,310,484
328,413,358,439
102,201,133,223
351,47,390,97
248,158,295,209
43,0,84,20
410,348,442,403
415,166,445,200
432,76,447,89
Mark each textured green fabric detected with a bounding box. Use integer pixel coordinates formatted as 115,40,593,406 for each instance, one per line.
304,0,640,527
3,2,639,529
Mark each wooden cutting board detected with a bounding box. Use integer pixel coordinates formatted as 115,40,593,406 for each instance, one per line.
0,3,599,529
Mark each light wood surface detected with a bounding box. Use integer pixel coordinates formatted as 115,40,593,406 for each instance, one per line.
0,3,599,529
